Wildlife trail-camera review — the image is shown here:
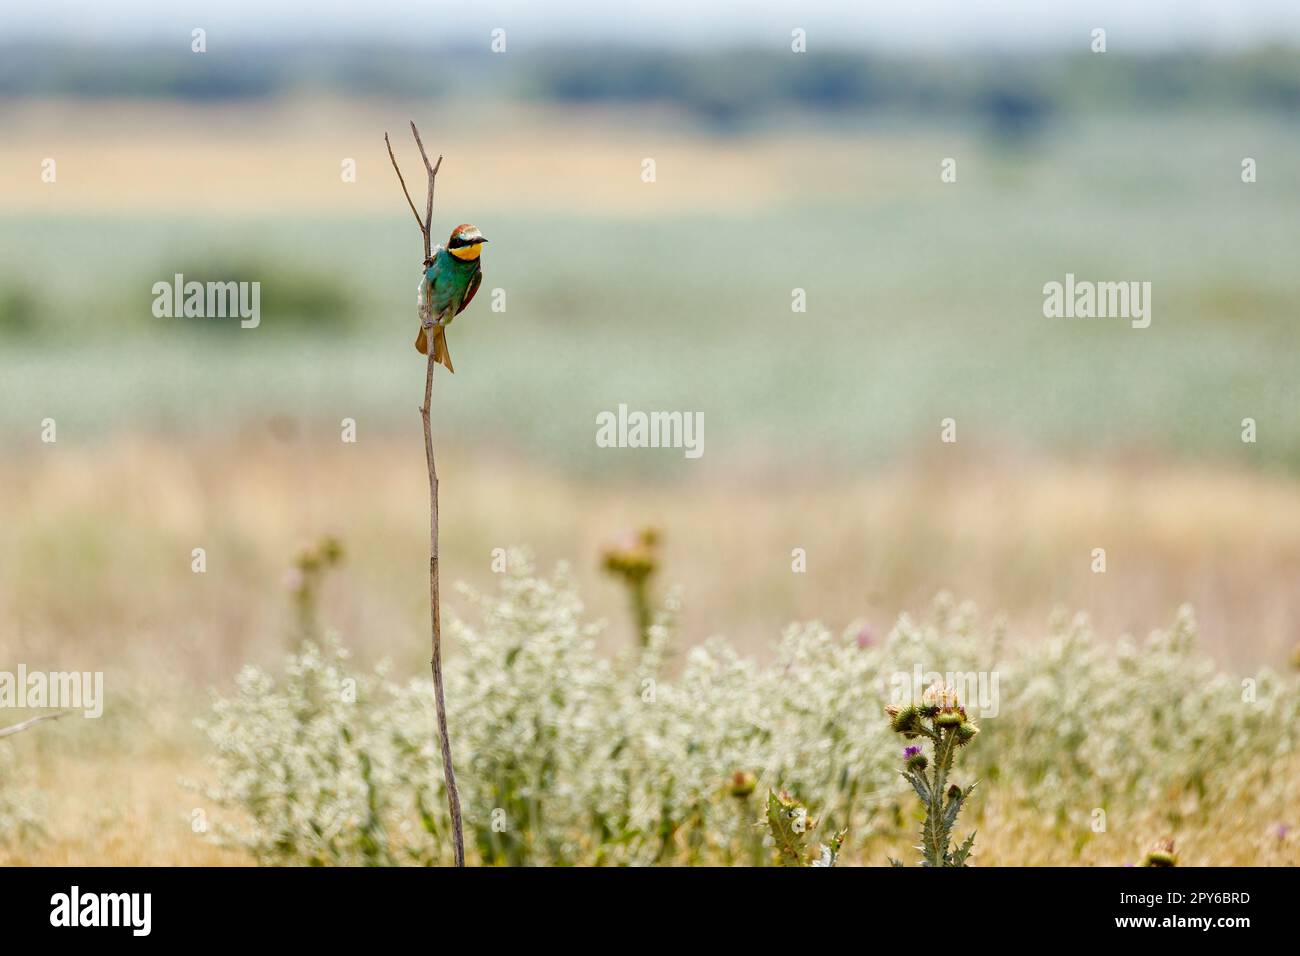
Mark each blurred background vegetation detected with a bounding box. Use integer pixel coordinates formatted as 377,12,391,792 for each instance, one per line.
3,40,1299,665
3,42,1300,122
1,14,1299,862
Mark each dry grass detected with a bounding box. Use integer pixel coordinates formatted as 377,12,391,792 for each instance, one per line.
0,698,242,866
0,752,240,867
2,434,1297,681
5,715,1294,867
0,97,923,217
11,776,1296,867
868,759,1300,866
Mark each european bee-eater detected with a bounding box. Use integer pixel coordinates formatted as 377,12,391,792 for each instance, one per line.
416,223,488,373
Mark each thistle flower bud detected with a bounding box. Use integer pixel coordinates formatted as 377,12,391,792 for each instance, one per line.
600,528,660,583
887,703,923,736
1142,838,1177,867
955,722,979,745
946,784,962,801
728,770,757,799
902,744,928,771
295,535,345,574
319,535,344,565
601,548,655,579
936,711,964,727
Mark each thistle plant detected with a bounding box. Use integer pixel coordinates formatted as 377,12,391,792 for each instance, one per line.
886,681,979,867
725,772,768,866
600,526,661,647
286,535,344,640
764,790,845,867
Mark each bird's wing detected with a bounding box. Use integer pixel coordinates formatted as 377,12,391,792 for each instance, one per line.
425,246,444,285
419,248,445,317
457,269,483,315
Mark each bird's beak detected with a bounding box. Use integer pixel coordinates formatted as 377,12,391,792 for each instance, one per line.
477,237,489,243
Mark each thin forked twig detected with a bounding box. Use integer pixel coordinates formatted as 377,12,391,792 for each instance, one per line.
0,711,67,740
384,132,425,241
408,121,443,263
386,122,443,262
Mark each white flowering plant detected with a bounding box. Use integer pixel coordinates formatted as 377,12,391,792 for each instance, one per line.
194,556,1300,866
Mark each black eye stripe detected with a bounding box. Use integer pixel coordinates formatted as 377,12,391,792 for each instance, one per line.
448,235,481,249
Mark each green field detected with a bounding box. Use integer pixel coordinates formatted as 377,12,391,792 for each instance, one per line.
3,113,1298,473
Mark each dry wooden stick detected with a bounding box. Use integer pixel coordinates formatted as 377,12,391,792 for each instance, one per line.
384,132,424,239
385,122,464,868
0,712,67,740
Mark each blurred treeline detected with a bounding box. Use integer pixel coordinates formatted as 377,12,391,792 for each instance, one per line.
3,43,1300,129
0,255,353,340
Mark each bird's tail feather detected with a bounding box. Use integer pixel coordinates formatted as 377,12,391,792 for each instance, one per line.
414,324,455,373
434,329,454,374
432,326,454,373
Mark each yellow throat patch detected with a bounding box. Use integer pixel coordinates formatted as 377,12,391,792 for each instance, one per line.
449,243,483,261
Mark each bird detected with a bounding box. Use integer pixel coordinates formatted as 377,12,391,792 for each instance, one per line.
415,223,488,373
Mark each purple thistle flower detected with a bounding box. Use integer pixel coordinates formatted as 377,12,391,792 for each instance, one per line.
903,745,922,759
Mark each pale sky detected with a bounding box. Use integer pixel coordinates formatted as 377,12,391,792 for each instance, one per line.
4,0,1300,50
